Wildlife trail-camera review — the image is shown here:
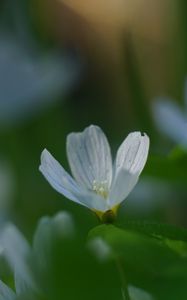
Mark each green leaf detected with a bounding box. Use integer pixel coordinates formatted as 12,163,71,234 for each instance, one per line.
144,147,187,182
89,224,187,300
122,220,187,242
89,225,186,280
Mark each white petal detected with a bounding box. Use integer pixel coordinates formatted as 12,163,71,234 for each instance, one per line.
0,224,35,294
33,216,53,273
53,211,75,238
108,169,139,207
0,224,31,270
33,211,75,270
39,149,85,205
66,125,112,189
76,190,108,212
115,132,149,176
88,238,112,262
0,280,16,300
153,98,187,146
14,270,36,296
128,285,154,300
184,79,187,112
39,149,107,211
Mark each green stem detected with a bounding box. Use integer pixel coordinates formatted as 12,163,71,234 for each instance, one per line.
115,258,131,300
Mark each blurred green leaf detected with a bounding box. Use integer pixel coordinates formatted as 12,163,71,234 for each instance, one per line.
122,220,187,243
145,147,187,183
89,224,187,280
89,224,187,299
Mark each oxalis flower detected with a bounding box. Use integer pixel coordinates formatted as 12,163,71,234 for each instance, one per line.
39,125,149,222
153,79,187,148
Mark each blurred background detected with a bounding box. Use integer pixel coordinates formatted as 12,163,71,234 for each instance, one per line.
1,0,187,299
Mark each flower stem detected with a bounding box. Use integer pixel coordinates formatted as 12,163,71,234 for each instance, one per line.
115,258,131,300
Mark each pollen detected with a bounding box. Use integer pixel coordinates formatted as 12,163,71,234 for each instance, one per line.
92,180,109,198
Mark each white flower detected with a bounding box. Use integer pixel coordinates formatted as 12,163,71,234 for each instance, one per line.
0,211,74,299
0,34,79,127
153,79,187,148
39,125,149,220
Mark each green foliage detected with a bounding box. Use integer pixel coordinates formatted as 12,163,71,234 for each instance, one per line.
145,147,187,183
89,223,187,299
122,220,187,242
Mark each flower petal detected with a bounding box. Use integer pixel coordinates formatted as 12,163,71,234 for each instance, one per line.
0,224,35,295
33,212,75,272
76,190,108,212
114,132,149,176
185,79,187,111
108,169,139,207
0,279,16,300
128,285,154,300
66,125,112,189
14,270,36,296
153,98,187,146
39,149,85,205
39,149,107,211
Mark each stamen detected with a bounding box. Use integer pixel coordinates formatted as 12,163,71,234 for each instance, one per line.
92,180,109,198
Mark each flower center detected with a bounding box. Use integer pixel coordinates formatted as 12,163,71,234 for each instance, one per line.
92,180,109,198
